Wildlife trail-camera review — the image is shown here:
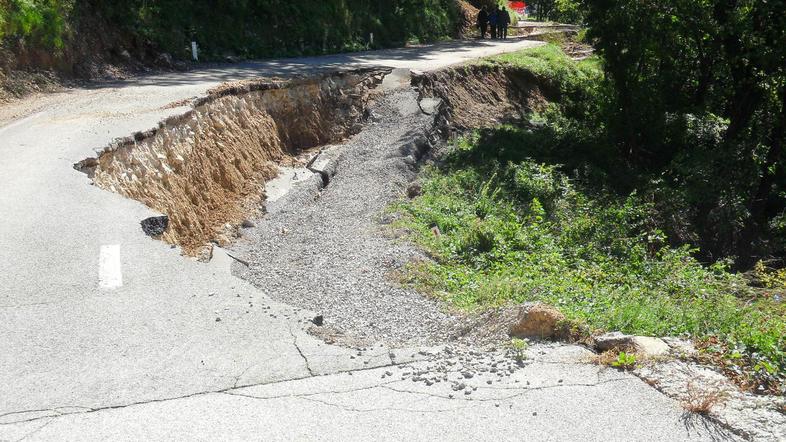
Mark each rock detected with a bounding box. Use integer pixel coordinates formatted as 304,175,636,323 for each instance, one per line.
140,215,169,236
593,331,631,352
312,315,324,326
594,332,670,357
662,337,698,357
156,53,174,69
197,244,214,262
241,219,256,228
406,182,422,198
419,97,442,115
364,108,380,122
508,303,568,340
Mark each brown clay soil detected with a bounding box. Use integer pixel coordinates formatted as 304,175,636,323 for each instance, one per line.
413,63,550,132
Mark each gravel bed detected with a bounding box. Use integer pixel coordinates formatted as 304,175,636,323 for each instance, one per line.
233,88,464,346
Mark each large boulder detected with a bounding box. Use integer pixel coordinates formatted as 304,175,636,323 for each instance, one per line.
508,303,568,340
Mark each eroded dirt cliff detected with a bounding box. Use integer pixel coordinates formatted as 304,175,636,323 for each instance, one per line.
76,68,388,255
412,64,550,132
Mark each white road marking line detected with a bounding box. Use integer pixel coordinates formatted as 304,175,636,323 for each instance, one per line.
99,245,123,289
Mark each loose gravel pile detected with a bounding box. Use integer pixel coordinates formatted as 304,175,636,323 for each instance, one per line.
233,88,465,346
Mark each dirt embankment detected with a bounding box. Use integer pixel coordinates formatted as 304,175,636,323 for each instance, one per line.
412,64,550,133
76,68,388,255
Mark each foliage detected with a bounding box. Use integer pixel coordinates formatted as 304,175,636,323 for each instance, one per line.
510,337,528,361
0,0,72,48
395,127,785,380
754,261,786,291
582,0,786,267
529,0,583,23
100,0,461,58
610,352,637,369
2,0,462,60
393,43,786,384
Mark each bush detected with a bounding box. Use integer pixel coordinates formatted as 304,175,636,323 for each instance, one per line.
0,0,72,49
395,129,785,383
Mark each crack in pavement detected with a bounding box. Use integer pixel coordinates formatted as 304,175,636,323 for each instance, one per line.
222,379,402,402
11,418,53,442
0,354,627,428
0,356,410,426
288,324,315,376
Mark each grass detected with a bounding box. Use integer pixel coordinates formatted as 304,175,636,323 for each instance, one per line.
392,45,786,392
681,382,728,415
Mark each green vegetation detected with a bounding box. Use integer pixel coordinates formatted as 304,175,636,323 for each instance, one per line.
0,0,72,48
528,0,584,23
611,352,637,370
0,0,462,62
394,44,785,390
510,337,529,361
584,0,786,268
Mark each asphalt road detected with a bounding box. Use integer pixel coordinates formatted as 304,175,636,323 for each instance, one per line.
0,38,733,441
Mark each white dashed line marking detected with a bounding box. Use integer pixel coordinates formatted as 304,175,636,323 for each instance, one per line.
99,245,123,289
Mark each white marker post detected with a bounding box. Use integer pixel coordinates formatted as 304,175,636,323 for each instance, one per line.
99,245,123,289
191,41,199,62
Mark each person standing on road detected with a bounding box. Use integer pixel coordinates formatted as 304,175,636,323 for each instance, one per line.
489,8,498,39
497,6,510,39
477,6,489,39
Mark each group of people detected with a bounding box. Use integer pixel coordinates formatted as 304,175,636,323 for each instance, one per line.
477,5,511,40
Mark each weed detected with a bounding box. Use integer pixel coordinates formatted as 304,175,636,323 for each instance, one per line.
510,337,529,361
610,352,637,370
392,125,786,385
681,382,727,415
393,45,786,389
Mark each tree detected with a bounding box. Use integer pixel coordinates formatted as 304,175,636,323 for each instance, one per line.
582,0,786,265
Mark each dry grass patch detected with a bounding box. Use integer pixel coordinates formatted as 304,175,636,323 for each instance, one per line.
681,382,728,415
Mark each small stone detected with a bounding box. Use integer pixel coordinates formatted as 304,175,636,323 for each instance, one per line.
140,215,169,236
311,315,324,326
241,219,256,228
533,412,537,416
215,317,221,322
406,182,422,198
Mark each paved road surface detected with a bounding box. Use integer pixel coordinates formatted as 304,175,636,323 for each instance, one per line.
0,38,732,440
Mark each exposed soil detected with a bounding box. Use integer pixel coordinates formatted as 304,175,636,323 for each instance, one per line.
413,64,549,133
76,68,388,255
230,65,559,346
456,0,480,38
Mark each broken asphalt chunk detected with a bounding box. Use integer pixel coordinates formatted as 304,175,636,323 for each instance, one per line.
141,215,169,237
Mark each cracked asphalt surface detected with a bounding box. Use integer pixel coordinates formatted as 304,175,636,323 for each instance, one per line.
0,38,737,440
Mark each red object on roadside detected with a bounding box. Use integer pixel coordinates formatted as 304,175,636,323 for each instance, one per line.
509,1,527,14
